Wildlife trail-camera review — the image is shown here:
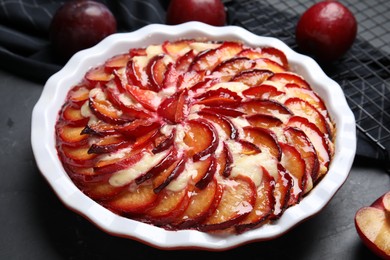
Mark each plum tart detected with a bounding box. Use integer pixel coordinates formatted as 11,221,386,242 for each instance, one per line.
55,39,335,234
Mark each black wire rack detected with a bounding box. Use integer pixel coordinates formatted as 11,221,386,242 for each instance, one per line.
226,0,390,172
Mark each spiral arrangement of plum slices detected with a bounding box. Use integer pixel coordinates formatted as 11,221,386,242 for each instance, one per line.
56,39,335,234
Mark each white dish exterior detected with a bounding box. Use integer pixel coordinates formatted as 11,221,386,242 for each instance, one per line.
31,22,356,250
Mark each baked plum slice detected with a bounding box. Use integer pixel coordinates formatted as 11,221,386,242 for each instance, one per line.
183,119,219,161
198,175,257,232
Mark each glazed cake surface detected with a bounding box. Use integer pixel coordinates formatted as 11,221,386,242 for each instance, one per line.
55,39,335,234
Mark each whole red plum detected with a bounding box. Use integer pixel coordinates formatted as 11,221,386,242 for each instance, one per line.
166,0,226,26
295,0,357,62
50,0,117,60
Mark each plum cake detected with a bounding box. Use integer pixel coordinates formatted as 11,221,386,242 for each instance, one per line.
55,39,335,234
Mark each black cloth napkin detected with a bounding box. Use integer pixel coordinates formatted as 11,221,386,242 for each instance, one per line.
0,0,169,82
